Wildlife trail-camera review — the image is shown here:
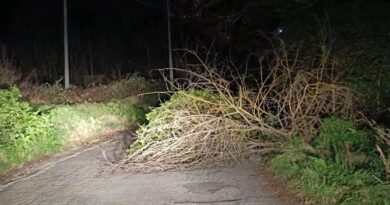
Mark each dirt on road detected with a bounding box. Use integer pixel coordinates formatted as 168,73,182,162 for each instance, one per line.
0,140,301,205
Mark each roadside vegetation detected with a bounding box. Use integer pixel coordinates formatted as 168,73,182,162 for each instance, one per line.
0,68,159,173
20,74,157,104
0,87,61,173
114,39,390,204
271,118,390,204
2,40,388,204
1,8,389,205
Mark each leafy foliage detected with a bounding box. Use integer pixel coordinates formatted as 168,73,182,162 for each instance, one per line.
0,87,61,172
0,87,155,173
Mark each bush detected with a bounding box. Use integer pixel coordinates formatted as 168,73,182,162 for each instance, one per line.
270,117,389,205
0,87,156,173
0,87,61,172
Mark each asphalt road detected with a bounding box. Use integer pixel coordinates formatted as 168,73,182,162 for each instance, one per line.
0,140,293,205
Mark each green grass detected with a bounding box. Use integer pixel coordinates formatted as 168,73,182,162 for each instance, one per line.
48,96,147,145
270,117,390,205
0,88,157,173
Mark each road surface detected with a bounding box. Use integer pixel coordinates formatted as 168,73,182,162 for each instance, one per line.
0,140,297,205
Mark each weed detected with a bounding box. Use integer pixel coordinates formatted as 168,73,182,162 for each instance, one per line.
314,117,373,169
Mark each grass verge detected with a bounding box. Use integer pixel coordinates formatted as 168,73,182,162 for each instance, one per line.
0,87,156,174
270,117,390,205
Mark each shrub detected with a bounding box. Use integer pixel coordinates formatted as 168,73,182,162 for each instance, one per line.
0,87,155,173
0,87,61,172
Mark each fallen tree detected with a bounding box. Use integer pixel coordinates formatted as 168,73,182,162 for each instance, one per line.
113,46,359,172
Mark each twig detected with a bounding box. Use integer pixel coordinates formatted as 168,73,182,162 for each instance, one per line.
101,149,114,165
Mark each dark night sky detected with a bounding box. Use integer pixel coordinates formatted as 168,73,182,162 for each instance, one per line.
0,0,389,84
0,0,166,30
0,0,278,81
0,0,168,40
0,0,169,81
